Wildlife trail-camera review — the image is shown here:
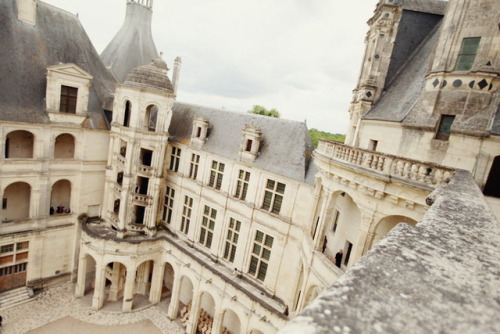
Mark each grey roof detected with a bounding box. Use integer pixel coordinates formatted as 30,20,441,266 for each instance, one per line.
124,58,173,93
377,0,448,15
0,0,115,129
101,2,159,83
279,170,500,334
169,102,314,183
363,22,441,122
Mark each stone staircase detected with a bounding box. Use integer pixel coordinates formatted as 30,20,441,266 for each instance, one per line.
0,287,34,311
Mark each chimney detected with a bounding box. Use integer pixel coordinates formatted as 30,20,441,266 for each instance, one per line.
17,0,36,26
172,57,182,95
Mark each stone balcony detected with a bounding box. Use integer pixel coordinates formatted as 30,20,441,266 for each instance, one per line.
315,139,455,189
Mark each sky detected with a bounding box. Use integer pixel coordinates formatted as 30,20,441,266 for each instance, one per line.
43,0,377,134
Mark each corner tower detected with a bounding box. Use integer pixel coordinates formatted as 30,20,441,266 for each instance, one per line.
101,0,158,82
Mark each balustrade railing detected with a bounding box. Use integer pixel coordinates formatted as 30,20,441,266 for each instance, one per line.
137,165,154,176
316,140,454,187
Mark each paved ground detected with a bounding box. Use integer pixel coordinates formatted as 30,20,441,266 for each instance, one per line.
1,284,185,334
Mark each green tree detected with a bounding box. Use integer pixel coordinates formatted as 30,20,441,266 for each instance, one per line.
247,105,281,118
309,128,345,148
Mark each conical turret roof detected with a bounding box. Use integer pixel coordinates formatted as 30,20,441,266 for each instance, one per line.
101,1,158,82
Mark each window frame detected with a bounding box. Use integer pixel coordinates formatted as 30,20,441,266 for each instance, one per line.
248,230,274,281
455,37,481,71
208,160,225,190
223,218,241,263
169,147,182,172
199,205,217,249
234,170,250,200
189,153,200,180
262,179,286,214
162,186,175,224
59,85,78,114
181,196,193,235
435,115,455,141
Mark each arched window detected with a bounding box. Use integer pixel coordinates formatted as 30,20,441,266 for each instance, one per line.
54,134,75,159
50,180,71,215
145,105,158,132
2,182,31,221
5,130,34,158
123,100,131,127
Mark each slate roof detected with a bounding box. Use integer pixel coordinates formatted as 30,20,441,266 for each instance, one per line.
124,58,174,93
170,102,314,183
0,0,115,129
101,2,159,83
362,20,442,122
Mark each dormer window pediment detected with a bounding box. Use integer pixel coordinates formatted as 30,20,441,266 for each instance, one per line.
45,63,93,125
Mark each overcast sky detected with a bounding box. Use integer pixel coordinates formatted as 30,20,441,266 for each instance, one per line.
43,0,377,134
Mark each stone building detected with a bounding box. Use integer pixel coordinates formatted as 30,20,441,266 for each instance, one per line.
0,0,499,333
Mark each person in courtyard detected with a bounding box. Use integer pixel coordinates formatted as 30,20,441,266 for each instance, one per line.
335,249,343,268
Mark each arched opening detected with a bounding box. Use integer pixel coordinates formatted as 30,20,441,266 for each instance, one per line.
54,133,75,159
129,260,154,310
178,276,194,328
303,285,320,308
2,182,31,222
323,191,361,268
5,130,34,158
162,262,175,300
196,292,216,334
484,156,500,198
145,105,158,132
221,309,241,334
83,254,97,296
103,262,127,307
123,100,131,127
50,180,71,215
370,215,417,249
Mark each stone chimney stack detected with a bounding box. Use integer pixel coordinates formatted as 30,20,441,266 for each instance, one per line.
172,57,182,95
17,0,36,26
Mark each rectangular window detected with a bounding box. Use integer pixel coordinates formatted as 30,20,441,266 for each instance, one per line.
59,85,78,114
2,198,7,210
0,244,14,254
248,230,274,281
368,139,378,151
208,161,225,190
199,205,217,248
234,170,250,200
455,37,481,71
332,210,340,233
344,241,353,266
169,147,182,172
189,154,200,180
162,186,175,224
435,115,455,141
181,196,193,235
0,262,27,277
223,218,241,263
262,179,286,214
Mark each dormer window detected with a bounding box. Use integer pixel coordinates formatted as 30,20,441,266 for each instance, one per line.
239,125,262,163
45,64,92,125
59,86,78,114
191,116,209,148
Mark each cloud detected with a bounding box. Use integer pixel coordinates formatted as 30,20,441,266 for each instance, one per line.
43,0,377,133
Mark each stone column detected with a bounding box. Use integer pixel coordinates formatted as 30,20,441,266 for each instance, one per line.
313,191,333,250
211,308,224,334
108,263,123,301
122,266,136,312
75,253,87,297
167,269,182,319
91,263,107,311
186,291,201,334
136,261,152,295
149,262,165,304
352,213,375,264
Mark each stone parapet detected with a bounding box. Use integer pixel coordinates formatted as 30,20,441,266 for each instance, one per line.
316,139,454,187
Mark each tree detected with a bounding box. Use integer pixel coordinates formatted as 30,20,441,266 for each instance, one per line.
309,128,345,148
247,105,281,118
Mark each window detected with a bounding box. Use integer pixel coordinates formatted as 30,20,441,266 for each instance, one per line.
181,196,193,234
189,154,200,180
249,230,274,281
223,218,241,263
162,187,175,224
0,263,27,277
199,205,216,248
59,85,78,114
140,148,153,166
2,198,7,210
123,101,131,127
1,244,14,254
344,241,353,266
235,170,250,200
245,139,253,152
146,105,158,132
332,210,340,233
262,180,286,214
455,37,480,71
368,139,378,151
169,147,182,172
435,115,455,141
209,161,225,190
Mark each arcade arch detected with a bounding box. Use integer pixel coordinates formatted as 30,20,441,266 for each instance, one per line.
50,180,71,214
221,309,241,334
5,130,34,158
370,215,417,249
54,133,75,158
2,182,31,221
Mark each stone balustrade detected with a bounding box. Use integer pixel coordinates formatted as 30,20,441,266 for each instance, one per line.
137,164,154,176
133,193,151,205
115,153,125,167
316,140,454,187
